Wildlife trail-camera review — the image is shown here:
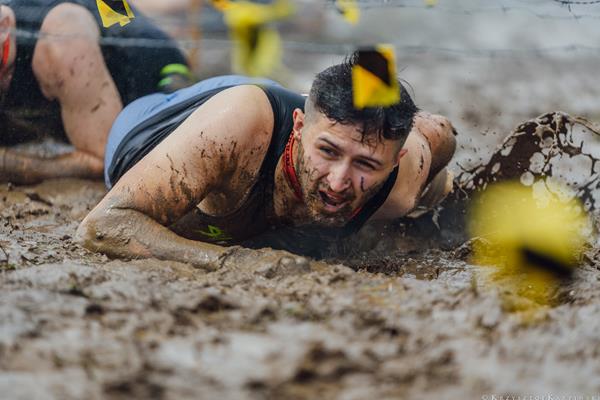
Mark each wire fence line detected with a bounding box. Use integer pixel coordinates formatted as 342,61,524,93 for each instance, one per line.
319,0,600,20
9,1,600,25
8,0,600,59
552,0,600,5
14,28,600,58
345,4,600,20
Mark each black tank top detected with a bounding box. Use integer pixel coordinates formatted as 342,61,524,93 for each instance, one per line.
1,0,64,143
108,83,399,250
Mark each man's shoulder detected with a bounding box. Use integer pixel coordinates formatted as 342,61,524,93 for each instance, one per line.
180,84,276,172
259,83,306,109
218,84,276,141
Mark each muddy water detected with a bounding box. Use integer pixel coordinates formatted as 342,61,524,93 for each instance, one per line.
1,124,600,400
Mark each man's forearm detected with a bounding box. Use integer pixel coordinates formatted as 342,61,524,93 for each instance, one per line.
75,206,227,270
0,148,104,184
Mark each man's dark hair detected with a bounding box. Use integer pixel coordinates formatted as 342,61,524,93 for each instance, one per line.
307,51,418,145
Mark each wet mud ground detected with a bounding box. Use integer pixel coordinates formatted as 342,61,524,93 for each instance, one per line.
4,42,600,400
1,171,600,399
2,91,600,399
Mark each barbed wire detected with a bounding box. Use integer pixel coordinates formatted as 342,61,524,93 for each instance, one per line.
318,0,600,20
552,0,600,4
10,1,600,27
15,28,600,59
7,0,600,59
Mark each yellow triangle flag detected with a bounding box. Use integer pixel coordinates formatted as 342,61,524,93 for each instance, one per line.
96,0,135,28
352,45,400,109
335,0,360,25
468,181,588,306
214,0,294,77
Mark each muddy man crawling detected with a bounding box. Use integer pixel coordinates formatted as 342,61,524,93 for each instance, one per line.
76,54,456,266
0,0,190,184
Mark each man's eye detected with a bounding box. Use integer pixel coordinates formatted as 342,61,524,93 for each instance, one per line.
356,160,375,170
320,147,335,156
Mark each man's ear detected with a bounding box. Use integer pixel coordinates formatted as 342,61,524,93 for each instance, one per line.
292,108,305,140
393,148,408,166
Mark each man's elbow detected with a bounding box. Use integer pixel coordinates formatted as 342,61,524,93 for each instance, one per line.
75,213,104,251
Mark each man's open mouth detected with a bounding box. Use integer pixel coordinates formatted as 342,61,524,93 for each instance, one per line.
318,190,349,210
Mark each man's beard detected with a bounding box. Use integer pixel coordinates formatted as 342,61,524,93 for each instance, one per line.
295,140,386,228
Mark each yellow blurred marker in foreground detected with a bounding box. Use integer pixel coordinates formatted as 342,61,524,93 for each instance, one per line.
210,0,294,77
335,0,360,25
352,45,400,109
96,0,135,28
468,181,589,306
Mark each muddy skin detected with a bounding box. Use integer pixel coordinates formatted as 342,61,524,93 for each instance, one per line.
293,133,393,228
198,140,267,217
296,146,354,226
90,102,101,113
165,153,196,213
76,202,224,271
79,134,273,269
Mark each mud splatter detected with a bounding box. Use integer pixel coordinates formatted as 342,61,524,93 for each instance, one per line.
90,103,101,113
456,112,600,212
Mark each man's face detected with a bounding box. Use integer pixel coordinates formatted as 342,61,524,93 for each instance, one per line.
292,109,405,227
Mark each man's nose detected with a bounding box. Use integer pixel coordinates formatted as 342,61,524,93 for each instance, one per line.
327,163,352,193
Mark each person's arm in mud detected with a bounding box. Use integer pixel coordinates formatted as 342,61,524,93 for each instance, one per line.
372,111,457,219
0,148,104,184
76,86,274,269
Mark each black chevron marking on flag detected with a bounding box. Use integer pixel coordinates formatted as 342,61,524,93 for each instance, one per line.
521,247,574,279
103,0,128,16
357,49,391,86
